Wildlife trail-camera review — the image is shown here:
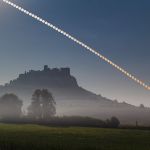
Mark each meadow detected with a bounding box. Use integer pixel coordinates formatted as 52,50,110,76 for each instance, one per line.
0,124,149,150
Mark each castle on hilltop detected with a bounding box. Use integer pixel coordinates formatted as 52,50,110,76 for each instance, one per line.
18,65,71,79
7,65,77,88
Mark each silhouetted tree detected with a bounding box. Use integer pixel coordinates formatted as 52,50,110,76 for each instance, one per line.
41,89,56,119
139,104,145,109
28,89,56,120
0,93,23,119
106,117,120,128
28,89,42,119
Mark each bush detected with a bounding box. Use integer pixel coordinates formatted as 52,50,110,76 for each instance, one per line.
106,117,120,128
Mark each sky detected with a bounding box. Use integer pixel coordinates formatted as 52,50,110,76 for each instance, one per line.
0,0,150,106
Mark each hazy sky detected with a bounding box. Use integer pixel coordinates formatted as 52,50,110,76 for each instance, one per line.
0,0,150,106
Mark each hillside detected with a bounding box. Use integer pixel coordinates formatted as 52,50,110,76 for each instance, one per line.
0,65,111,102
0,65,149,125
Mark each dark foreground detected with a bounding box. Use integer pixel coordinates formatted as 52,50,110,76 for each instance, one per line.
0,124,150,150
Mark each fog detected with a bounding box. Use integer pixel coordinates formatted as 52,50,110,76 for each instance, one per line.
0,66,149,126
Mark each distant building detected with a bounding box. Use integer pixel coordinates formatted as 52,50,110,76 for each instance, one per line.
43,65,70,76
7,65,75,87
44,65,49,71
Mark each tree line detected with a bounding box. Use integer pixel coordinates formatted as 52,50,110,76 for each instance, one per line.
0,89,56,120
0,89,120,128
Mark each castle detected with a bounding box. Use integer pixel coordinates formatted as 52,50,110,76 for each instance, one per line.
7,65,77,88
17,65,71,79
43,65,70,77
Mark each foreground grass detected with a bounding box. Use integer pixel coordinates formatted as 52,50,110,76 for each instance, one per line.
0,124,149,150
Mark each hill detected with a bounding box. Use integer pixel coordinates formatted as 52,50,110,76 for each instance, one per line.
0,65,150,125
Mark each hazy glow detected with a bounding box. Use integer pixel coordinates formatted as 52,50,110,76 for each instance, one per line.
2,0,150,91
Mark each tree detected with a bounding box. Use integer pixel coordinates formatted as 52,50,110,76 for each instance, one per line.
139,104,145,109
0,93,23,119
106,117,120,128
28,89,42,119
28,89,56,120
110,117,120,128
41,89,56,119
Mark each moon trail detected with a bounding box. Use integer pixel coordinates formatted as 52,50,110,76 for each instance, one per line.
2,0,150,91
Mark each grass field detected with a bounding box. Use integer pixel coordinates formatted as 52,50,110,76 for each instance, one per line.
0,124,149,150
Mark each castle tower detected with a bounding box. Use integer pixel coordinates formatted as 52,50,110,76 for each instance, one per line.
44,65,49,71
